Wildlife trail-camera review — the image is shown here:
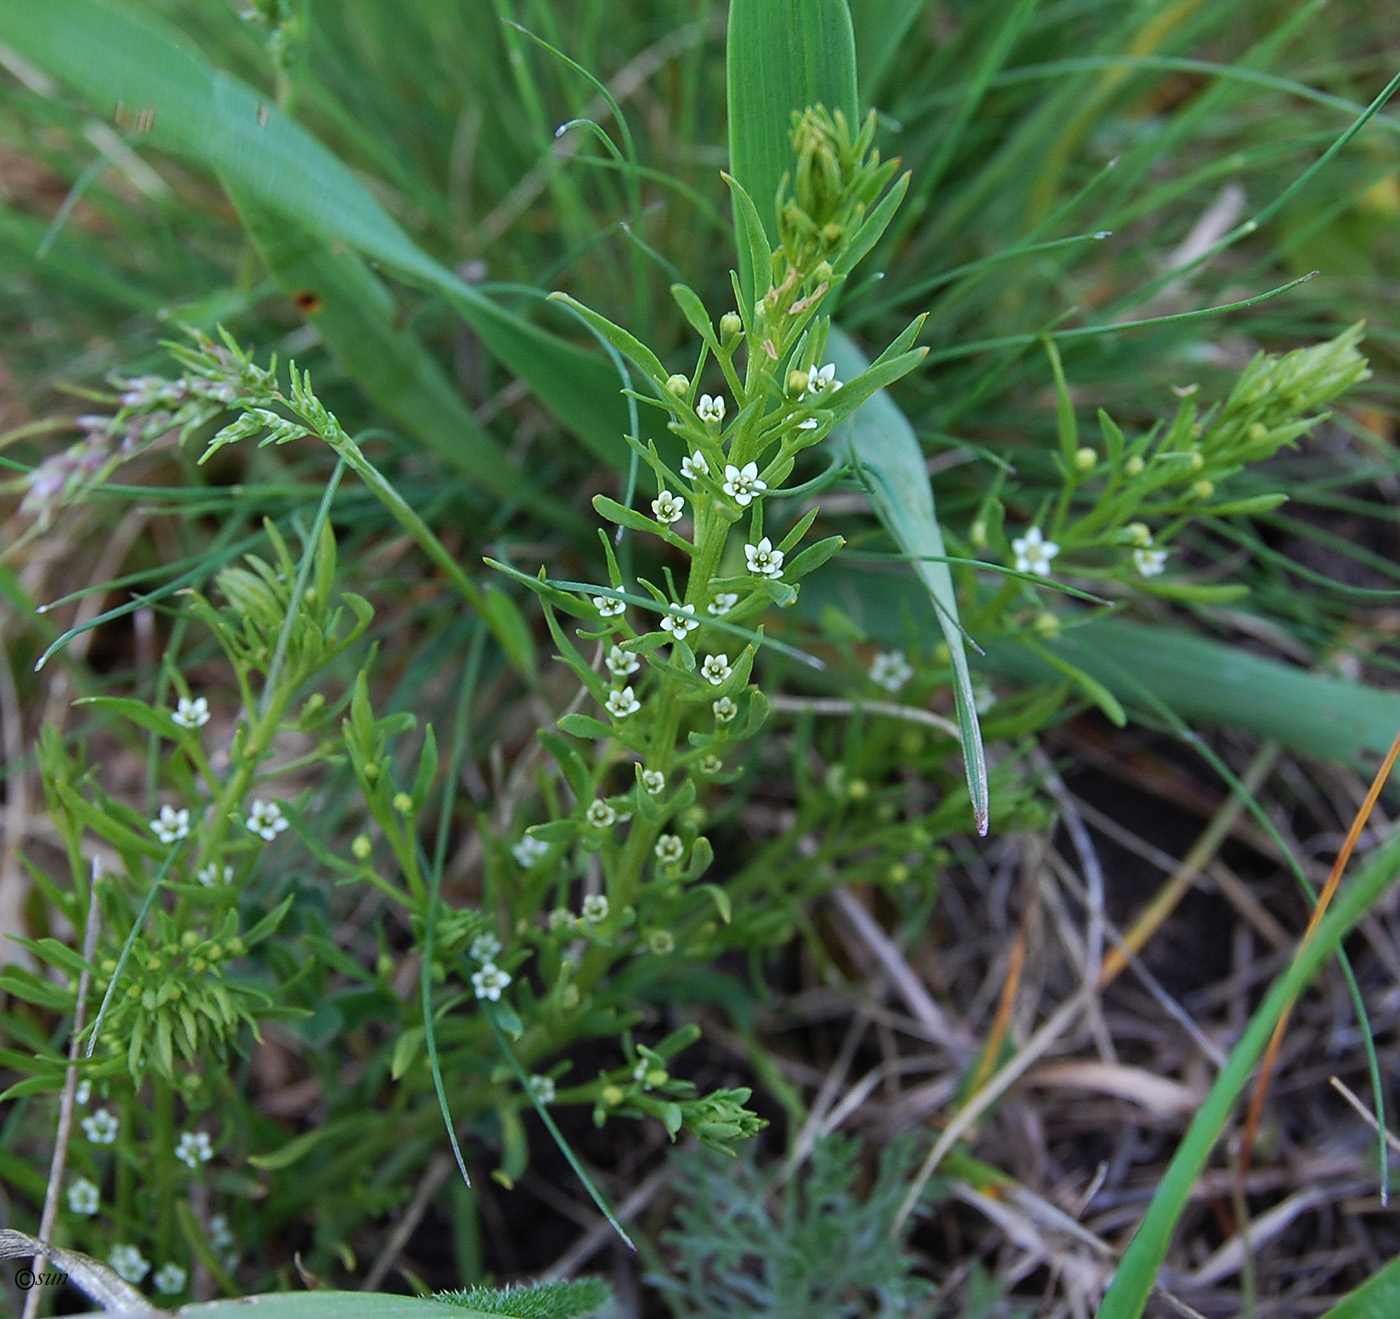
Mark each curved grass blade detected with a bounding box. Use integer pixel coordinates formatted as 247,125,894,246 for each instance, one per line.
1316,1250,1400,1319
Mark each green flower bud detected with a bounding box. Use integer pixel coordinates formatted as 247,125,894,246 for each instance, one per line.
393,791,414,814
719,312,743,341
1125,455,1145,477
352,834,373,860
665,373,690,396
1074,447,1097,472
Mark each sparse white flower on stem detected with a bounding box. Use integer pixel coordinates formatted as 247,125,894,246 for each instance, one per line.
75,1079,91,1105
802,363,842,398
1133,547,1168,578
151,805,190,845
83,1108,118,1144
681,451,709,480
470,933,502,963
153,1262,188,1295
548,907,576,932
472,963,511,1002
651,490,685,523
713,696,737,724
697,393,726,424
722,462,766,507
175,1130,213,1169
172,696,210,729
707,592,738,616
67,1177,100,1216
606,644,639,677
654,834,684,863
698,754,722,774
606,686,641,718
593,593,626,617
660,604,698,638
109,1244,150,1285
641,769,665,794
868,651,914,693
581,894,609,923
197,863,233,886
1011,526,1059,577
513,835,549,868
701,654,733,686
744,537,784,578
528,1074,556,1104
585,799,617,829
245,799,288,842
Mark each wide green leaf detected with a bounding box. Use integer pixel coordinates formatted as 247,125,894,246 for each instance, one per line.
1315,1252,1400,1319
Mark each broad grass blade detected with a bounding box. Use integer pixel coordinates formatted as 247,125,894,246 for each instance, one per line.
0,0,629,470
1315,1251,1400,1319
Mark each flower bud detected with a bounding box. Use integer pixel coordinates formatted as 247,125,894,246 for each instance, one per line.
665,373,690,396
1074,447,1097,472
352,834,373,860
1192,479,1215,500
719,312,742,341
1125,455,1145,477
1034,611,1060,638
787,369,809,397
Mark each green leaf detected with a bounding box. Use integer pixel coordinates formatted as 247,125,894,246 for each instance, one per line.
558,713,615,741
1315,1252,1400,1319
435,1279,611,1319
72,695,181,741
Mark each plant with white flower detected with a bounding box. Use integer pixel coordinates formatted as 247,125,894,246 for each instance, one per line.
652,489,685,523
802,362,841,397
581,894,609,924
470,933,503,963
606,686,641,718
655,834,685,864
697,393,726,424
150,804,190,845
245,798,288,841
1134,546,1168,577
83,1108,119,1144
153,1262,188,1295
513,834,550,868
707,592,738,616
681,451,709,480
606,644,640,676
868,650,914,693
471,963,511,1002
722,461,766,507
593,592,626,617
586,800,618,829
744,537,784,579
109,1244,150,1285
67,1177,100,1215
659,603,698,638
712,696,737,724
529,1074,556,1104
171,695,211,728
701,654,733,686
197,862,233,886
175,1130,214,1169
641,769,665,794
1011,526,1059,577
75,1079,91,1105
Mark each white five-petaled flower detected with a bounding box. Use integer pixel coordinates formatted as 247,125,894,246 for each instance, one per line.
651,490,685,524
67,1177,100,1216
109,1244,150,1285
713,696,737,724
83,1108,118,1144
701,653,733,686
641,768,665,794
707,592,738,616
681,451,709,480
470,933,502,963
722,461,767,507
197,863,233,887
513,835,549,868
606,644,640,677
593,593,626,617
581,893,609,923
606,686,641,719
1133,547,1168,578
175,1130,213,1169
869,650,914,693
528,1074,556,1105
744,537,784,578
472,963,511,1002
153,1262,188,1296
660,603,698,638
585,799,617,829
1012,526,1060,577
245,799,288,842
802,362,842,398
655,834,684,863
150,805,190,845
172,696,210,729
697,393,726,424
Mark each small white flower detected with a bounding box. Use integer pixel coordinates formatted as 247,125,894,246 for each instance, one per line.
641,769,665,794
647,929,676,956
698,754,723,774
75,1079,91,1105
722,461,766,507
869,650,914,693
1011,526,1060,577
109,1244,150,1285
470,933,502,963
606,644,640,677
528,1074,556,1105
153,1262,188,1295
681,451,709,480
513,835,550,868
593,593,626,617
659,603,698,638
471,963,511,1002
581,894,610,923
1133,547,1168,578
548,906,576,932
83,1108,118,1144
652,489,685,523
654,834,684,863
197,862,233,886
67,1177,100,1216
802,362,842,397
150,805,190,845
712,696,737,724
707,592,738,616
606,686,641,718
701,653,733,686
245,799,288,842
209,1214,234,1251
744,537,784,578
172,696,210,729
585,799,617,829
697,393,726,424
175,1130,213,1169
